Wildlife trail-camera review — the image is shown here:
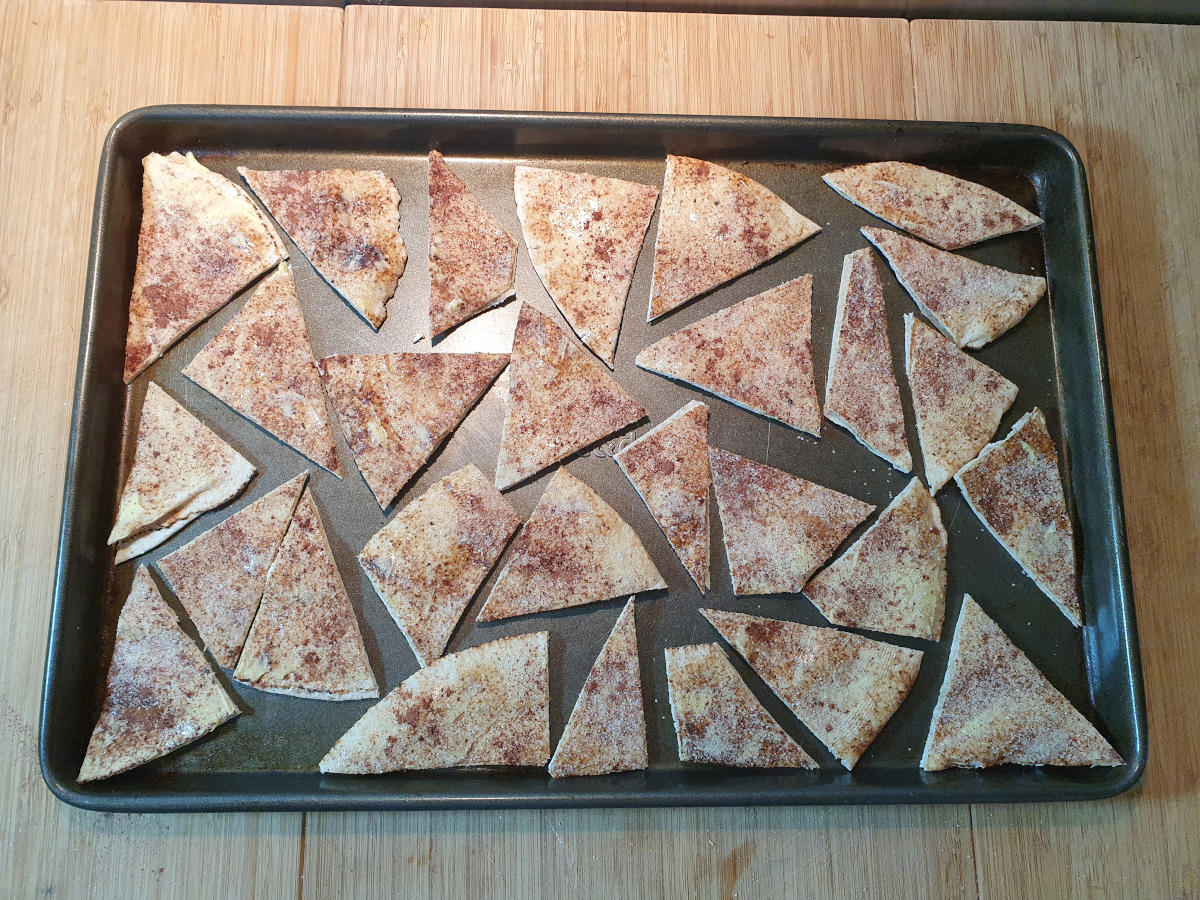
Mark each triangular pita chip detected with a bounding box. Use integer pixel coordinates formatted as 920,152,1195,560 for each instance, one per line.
428,151,517,336
109,382,255,564
905,314,1018,494
665,643,816,769
709,448,873,595
239,167,406,328
182,263,340,474
78,567,239,781
515,165,658,365
648,155,820,319
494,304,645,490
318,352,508,507
865,227,1046,349
825,249,911,471
478,468,665,621
703,608,922,769
805,478,947,640
124,152,286,382
319,632,550,773
637,276,821,435
615,401,711,590
955,409,1081,625
922,595,1121,769
233,486,378,699
549,598,648,777
156,473,306,669
358,464,521,667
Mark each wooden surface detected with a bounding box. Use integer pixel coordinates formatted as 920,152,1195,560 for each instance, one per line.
0,3,1196,897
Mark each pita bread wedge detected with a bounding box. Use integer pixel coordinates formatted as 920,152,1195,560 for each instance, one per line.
955,409,1081,625
865,227,1046,349
709,448,873,595
824,162,1043,250
233,486,378,699
239,167,406,328
515,165,658,365
665,643,817,769
182,264,339,474
922,595,1121,769
825,249,911,472
358,465,521,667
78,567,239,781
805,478,947,640
702,608,922,769
614,401,711,590
429,151,517,336
905,314,1018,494
477,468,665,621
109,383,256,564
319,631,550,773
648,155,820,319
637,276,821,436
318,352,508,507
124,152,286,382
549,598,648,777
494,304,646,490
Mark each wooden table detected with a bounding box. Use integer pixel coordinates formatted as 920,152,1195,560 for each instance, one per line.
2,3,1196,896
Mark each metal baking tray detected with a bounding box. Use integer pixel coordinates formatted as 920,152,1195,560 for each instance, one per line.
41,107,1146,812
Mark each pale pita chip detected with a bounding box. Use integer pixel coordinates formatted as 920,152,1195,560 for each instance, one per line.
709,447,873,595
905,314,1018,494
805,478,947,640
358,464,521,667
477,468,665,621
824,162,1043,250
515,165,658,365
78,567,239,781
614,400,711,590
637,276,821,435
182,263,340,474
319,632,550,773
124,152,286,382
648,155,820,319
233,486,378,700
239,167,406,328
865,227,1046,349
922,595,1121,769
318,352,508,507
703,608,922,769
665,643,817,769
157,473,307,669
955,409,1081,626
494,304,645,490
549,598,648,777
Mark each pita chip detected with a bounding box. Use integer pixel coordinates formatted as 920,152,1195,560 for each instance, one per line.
824,161,1042,250
515,165,658,365
124,152,286,382
649,155,820,319
239,167,406,328
233,486,378,700
955,409,1081,625
703,608,922,769
709,448,873,595
477,468,665,621
922,595,1121,769
865,227,1046,349
665,643,817,769
637,276,821,435
358,465,521,667
549,598,648,777
78,567,239,781
319,631,550,773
